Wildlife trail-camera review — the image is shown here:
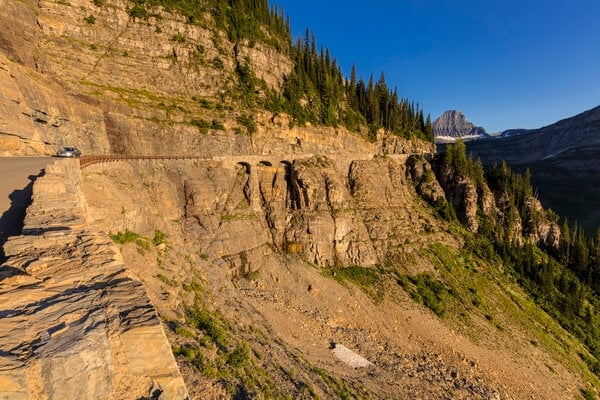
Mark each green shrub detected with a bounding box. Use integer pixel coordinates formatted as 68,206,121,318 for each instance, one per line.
211,120,225,130
109,229,139,244
174,324,196,338
171,33,186,43
188,306,228,348
153,229,167,246
191,118,211,133
227,342,250,368
84,14,96,24
128,4,147,19
198,98,213,109
236,114,256,135
212,57,224,69
173,344,198,361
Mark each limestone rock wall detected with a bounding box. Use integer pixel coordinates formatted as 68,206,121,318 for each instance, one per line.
0,159,188,400
0,52,111,156
81,153,443,281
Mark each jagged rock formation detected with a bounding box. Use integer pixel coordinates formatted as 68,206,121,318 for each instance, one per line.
433,110,488,143
433,156,560,247
0,159,188,399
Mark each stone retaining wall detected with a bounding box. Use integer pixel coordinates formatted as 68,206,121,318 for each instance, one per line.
0,159,188,400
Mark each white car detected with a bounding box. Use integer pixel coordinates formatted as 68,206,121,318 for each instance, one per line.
57,146,82,158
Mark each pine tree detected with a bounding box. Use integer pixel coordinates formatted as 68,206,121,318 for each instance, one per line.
425,114,434,142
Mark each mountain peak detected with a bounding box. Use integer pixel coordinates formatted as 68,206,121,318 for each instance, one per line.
433,110,488,142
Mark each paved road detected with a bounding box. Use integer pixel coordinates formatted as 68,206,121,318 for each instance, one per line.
0,157,53,261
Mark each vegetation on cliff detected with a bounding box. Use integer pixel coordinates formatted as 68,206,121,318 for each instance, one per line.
436,141,600,377
122,0,434,142
128,0,291,50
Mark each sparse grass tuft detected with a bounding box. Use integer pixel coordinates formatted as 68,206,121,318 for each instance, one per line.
153,229,168,246
227,342,250,368
157,273,176,286
171,32,186,43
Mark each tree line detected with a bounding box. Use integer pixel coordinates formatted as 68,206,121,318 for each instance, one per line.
266,30,433,142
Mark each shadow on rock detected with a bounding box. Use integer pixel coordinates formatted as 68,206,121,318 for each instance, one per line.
0,171,45,264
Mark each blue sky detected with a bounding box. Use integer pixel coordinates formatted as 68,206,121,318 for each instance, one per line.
273,0,600,133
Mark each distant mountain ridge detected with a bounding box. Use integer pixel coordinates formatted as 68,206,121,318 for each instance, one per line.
466,105,600,164
433,110,489,143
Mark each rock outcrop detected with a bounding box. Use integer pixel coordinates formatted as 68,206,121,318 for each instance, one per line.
78,154,585,400
81,152,441,280
433,155,560,247
0,159,188,399
405,155,446,205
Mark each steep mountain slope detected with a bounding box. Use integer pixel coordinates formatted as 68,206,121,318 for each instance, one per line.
1,0,600,398
80,156,595,399
433,110,488,143
0,0,294,156
466,105,600,232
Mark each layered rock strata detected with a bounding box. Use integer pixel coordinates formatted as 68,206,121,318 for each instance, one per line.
0,159,188,400
83,153,439,279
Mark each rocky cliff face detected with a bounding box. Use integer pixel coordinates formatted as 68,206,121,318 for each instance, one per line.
0,52,111,155
433,110,488,142
433,158,560,248
83,154,439,276
0,160,188,399
0,0,292,156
